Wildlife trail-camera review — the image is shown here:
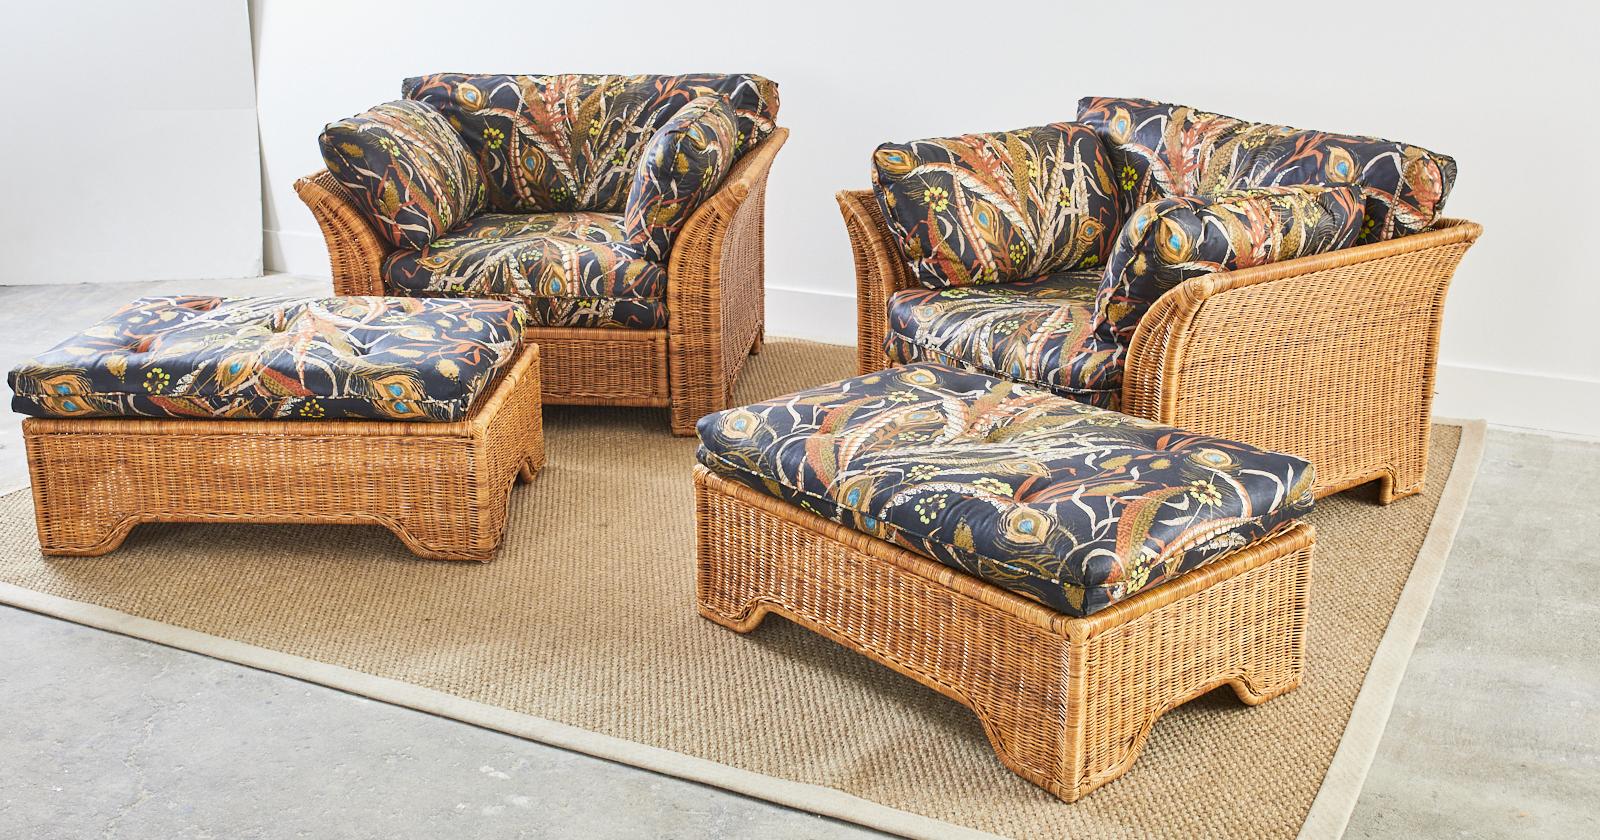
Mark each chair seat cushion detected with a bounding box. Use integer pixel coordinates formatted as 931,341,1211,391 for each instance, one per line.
883,270,1124,408
697,363,1314,616
9,296,525,422
383,212,668,329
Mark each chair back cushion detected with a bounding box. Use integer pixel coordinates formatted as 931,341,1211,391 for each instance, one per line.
1076,96,1454,243
622,95,740,263
870,122,1121,289
1095,186,1365,344
318,100,486,250
402,73,778,214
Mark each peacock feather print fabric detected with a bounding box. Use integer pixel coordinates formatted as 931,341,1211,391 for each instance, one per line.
9,296,525,422
1076,96,1455,243
622,95,739,263
881,270,1124,408
319,100,486,250
871,123,1122,289
382,212,668,329
1094,186,1365,344
697,363,1314,616
403,73,778,214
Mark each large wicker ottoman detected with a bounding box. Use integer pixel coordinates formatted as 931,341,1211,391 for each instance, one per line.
8,295,543,561
693,363,1317,801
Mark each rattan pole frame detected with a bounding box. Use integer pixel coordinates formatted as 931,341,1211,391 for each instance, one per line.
693,466,1315,802
22,346,545,562
836,188,1482,503
295,129,789,435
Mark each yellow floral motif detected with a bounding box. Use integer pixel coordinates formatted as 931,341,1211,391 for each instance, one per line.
483,126,505,149
913,494,950,524
588,119,602,137
923,186,950,213
1119,164,1138,191
1008,242,1028,263
1058,185,1073,206
298,399,325,419
436,359,461,380
1187,479,1223,505
907,464,939,481
972,477,1012,496
886,390,919,403
142,368,170,393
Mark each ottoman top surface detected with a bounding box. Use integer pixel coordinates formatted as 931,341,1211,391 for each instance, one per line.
697,363,1314,616
9,296,526,422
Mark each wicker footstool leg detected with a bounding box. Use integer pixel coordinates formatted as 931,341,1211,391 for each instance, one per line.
694,467,1314,802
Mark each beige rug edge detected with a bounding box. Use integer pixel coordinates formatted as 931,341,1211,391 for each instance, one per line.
1297,417,1486,839
0,419,1487,840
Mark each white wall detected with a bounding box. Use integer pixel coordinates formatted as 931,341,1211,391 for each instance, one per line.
0,1,261,284
253,0,1599,436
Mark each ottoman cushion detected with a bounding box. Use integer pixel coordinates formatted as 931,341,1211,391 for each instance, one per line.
10,296,525,422
696,363,1314,616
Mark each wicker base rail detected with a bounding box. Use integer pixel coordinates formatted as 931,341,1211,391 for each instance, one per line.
23,347,545,562
693,466,1315,802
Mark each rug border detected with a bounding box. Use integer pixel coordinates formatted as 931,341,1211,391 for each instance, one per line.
0,420,1486,840
1296,417,1486,839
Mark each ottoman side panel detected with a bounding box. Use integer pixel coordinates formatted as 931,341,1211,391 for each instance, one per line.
21,418,477,558
1073,527,1314,798
693,468,1074,794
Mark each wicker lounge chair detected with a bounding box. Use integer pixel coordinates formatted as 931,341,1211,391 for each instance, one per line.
843,97,1481,503
297,73,786,435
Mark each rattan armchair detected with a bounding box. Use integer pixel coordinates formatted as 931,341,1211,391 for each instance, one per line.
839,189,1481,503
296,128,787,435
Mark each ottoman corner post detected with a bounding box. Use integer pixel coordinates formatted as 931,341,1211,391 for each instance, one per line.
692,466,768,632
22,419,137,556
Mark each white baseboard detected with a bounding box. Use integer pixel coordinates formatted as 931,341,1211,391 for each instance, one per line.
264,229,331,278
1433,363,1599,438
764,284,857,345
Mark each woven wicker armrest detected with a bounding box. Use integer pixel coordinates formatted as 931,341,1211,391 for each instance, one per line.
294,171,392,296
665,127,790,434
837,188,917,374
1122,218,1483,500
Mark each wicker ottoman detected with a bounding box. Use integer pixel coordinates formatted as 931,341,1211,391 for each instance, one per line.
693,364,1317,801
10,296,543,561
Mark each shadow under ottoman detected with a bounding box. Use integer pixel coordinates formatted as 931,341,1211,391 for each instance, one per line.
22,346,544,562
695,466,1314,802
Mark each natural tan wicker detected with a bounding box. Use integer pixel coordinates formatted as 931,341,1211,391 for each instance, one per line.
296,129,788,435
694,466,1314,802
838,189,1482,503
22,346,545,561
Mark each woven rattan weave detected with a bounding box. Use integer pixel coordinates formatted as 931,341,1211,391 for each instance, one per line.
693,466,1315,801
23,345,544,561
838,189,1481,503
296,130,788,435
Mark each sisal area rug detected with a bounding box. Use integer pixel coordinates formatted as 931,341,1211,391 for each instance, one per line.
0,339,1482,839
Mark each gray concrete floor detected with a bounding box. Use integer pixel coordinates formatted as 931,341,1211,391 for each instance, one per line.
0,280,1596,838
